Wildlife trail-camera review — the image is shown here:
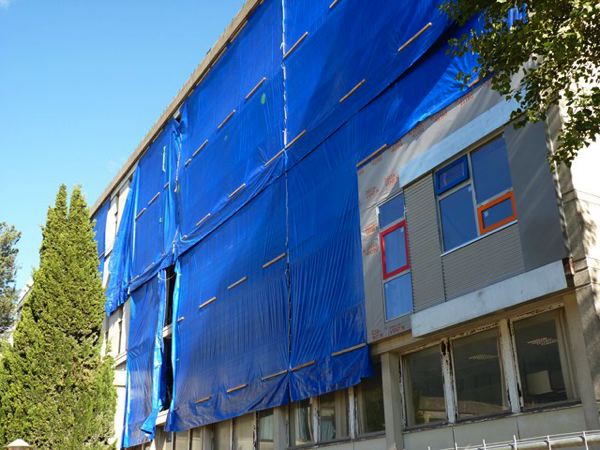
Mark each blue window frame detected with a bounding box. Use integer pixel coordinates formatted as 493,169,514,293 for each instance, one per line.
439,185,478,251
378,194,405,229
434,155,469,195
384,273,412,320
378,193,412,321
435,135,517,251
471,138,512,203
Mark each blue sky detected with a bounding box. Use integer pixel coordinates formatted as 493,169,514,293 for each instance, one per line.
0,0,245,291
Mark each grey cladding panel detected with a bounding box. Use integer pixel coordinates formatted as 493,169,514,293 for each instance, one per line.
442,224,525,300
505,122,567,271
404,175,446,311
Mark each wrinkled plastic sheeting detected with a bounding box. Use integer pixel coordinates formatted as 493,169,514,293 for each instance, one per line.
176,0,284,254
122,274,167,448
105,169,138,315
287,122,371,401
92,200,109,276
177,75,285,254
105,120,179,315
168,178,289,430
130,119,179,291
283,0,452,167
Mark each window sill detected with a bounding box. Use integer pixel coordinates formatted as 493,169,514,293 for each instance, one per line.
113,351,128,367
287,433,385,450
402,401,582,434
441,220,517,257
156,409,169,425
519,399,581,415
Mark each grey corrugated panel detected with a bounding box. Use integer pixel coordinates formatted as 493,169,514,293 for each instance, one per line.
505,122,568,271
442,223,525,300
405,175,446,312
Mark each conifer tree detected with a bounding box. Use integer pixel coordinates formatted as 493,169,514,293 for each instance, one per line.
0,185,116,449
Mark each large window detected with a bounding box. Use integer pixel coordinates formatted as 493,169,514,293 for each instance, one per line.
290,399,313,446
403,345,447,426
513,311,571,407
452,329,508,418
257,409,274,450
435,136,516,251
378,193,412,320
318,391,348,442
174,431,189,450
214,420,231,450
233,414,254,450
356,364,385,434
190,427,203,450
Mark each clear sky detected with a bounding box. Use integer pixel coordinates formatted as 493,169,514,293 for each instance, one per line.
0,0,246,292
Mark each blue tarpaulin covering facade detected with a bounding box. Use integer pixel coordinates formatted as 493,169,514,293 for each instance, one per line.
91,0,482,446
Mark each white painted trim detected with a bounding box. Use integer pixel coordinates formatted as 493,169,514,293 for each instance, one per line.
399,99,518,189
411,260,568,336
499,319,522,413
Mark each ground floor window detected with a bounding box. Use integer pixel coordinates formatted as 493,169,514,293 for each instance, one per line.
513,310,571,407
174,430,188,450
403,345,447,426
191,427,203,450
233,413,254,450
290,398,313,446
214,420,231,450
452,328,507,418
257,409,274,450
318,390,349,442
399,308,575,428
356,363,385,434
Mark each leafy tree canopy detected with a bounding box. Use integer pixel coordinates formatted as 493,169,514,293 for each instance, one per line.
442,0,600,165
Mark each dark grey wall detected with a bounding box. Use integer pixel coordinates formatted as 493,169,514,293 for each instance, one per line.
441,223,525,300
505,122,568,270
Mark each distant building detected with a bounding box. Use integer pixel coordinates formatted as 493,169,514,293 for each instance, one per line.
91,0,600,449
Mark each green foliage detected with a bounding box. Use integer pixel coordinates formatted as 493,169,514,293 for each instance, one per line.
0,222,21,336
441,0,600,165
0,185,116,449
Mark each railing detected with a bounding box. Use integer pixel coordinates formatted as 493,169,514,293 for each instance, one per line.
432,430,600,450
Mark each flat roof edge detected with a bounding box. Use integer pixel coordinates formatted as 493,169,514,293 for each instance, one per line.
90,0,263,215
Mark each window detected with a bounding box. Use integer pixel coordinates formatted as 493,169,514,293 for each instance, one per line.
233,414,254,450
435,136,516,251
403,345,447,426
154,427,171,450
452,329,507,418
257,409,274,450
290,399,313,446
318,391,348,442
356,364,385,434
214,420,231,450
191,427,203,450
174,431,189,450
164,264,176,327
163,336,173,410
513,311,571,407
378,194,412,320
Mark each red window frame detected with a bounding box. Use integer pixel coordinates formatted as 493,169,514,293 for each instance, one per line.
477,191,517,235
379,220,410,280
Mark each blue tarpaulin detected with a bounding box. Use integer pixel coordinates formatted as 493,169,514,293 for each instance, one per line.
90,0,485,443
122,274,167,447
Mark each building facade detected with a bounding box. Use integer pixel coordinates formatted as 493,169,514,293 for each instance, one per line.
91,1,600,449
